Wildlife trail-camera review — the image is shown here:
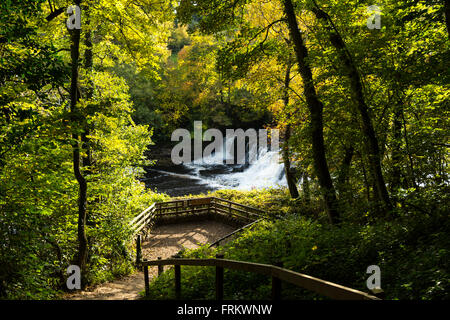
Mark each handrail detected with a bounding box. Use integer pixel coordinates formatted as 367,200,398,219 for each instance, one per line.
141,257,380,300
211,197,266,215
154,197,266,222
130,203,156,234
132,197,269,267
130,203,156,226
208,218,263,247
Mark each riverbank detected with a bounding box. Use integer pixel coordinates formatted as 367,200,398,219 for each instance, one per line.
142,143,287,197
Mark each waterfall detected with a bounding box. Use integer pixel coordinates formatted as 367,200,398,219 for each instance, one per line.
187,136,287,190
214,149,286,190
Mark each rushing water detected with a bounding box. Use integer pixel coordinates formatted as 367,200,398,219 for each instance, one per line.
143,137,287,197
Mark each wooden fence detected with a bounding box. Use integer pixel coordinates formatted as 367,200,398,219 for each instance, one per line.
208,218,263,247
141,255,381,300
154,197,265,222
129,203,156,235
133,198,381,300
131,197,266,264
129,197,265,236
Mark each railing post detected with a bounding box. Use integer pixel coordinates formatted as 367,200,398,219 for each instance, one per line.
215,254,224,300
157,257,163,277
212,198,217,215
271,262,283,301
135,234,142,269
143,259,150,297
174,257,181,300
228,202,232,217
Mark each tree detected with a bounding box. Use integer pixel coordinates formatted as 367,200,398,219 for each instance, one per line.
282,0,340,223
309,1,392,211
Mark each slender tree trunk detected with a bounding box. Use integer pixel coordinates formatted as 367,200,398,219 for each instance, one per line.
360,154,371,203
401,110,417,188
337,146,354,197
391,99,403,191
69,1,88,283
445,0,450,38
82,9,93,171
282,62,299,199
283,124,299,199
283,0,340,224
311,5,392,211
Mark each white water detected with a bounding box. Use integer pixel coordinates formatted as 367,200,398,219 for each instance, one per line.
214,149,287,190
187,137,287,190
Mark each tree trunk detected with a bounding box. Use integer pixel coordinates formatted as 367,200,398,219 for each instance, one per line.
391,99,403,191
311,6,392,211
69,1,88,283
282,62,299,199
283,0,340,224
337,146,354,197
360,154,371,203
445,0,450,39
283,124,299,199
401,110,417,188
82,9,93,169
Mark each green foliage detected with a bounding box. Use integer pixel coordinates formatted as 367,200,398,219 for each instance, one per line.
0,0,173,299
147,187,449,300
1,0,449,301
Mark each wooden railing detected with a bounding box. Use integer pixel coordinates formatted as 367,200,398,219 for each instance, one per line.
131,197,266,234
208,218,263,247
129,203,156,235
141,255,381,300
154,197,266,222
131,197,267,265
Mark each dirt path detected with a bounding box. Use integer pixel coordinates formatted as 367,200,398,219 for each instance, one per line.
64,220,235,300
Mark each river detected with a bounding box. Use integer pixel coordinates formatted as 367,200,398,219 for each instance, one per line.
142,138,287,197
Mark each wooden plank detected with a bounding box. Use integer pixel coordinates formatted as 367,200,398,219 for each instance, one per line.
212,197,265,214
213,207,254,222
129,203,156,226
272,262,283,300
130,197,264,234
132,211,154,229
133,212,156,233
217,259,273,276
158,204,209,213
135,235,142,267
155,208,210,217
214,202,261,218
141,258,380,300
189,198,212,206
142,258,216,267
272,276,281,300
209,219,263,247
157,257,163,277
156,199,186,206
143,259,149,297
215,254,224,300
271,267,379,300
130,212,156,235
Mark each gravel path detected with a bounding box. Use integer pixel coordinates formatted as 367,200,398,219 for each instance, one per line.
64,220,235,300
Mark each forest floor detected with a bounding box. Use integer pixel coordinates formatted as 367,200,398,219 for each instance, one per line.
63,220,235,300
